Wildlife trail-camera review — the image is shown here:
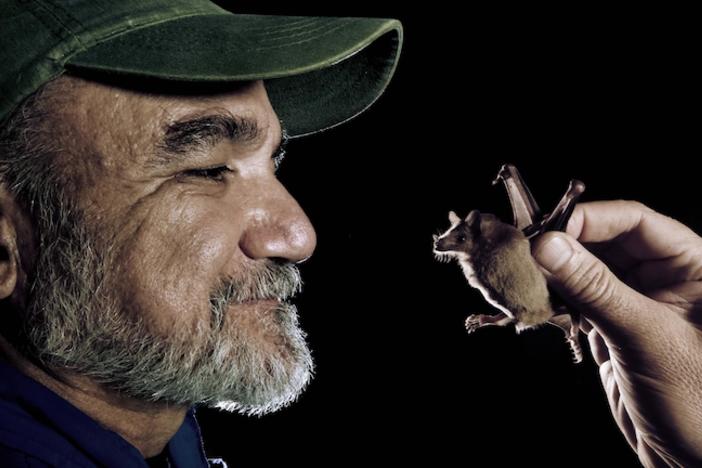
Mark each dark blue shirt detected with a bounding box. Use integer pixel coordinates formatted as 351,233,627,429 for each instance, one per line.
0,359,227,467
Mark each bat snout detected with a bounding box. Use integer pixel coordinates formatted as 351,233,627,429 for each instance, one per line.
433,237,449,252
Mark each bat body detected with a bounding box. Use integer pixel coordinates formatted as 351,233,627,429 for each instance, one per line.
433,165,585,364
434,211,554,333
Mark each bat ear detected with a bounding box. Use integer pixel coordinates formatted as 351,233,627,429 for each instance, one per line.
466,209,480,224
448,210,461,225
466,210,481,235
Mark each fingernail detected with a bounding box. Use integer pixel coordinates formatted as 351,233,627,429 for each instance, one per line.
534,235,573,272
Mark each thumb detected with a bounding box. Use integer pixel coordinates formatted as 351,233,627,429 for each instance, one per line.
532,232,654,344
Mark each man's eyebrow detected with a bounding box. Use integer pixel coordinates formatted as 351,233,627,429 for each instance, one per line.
150,112,287,167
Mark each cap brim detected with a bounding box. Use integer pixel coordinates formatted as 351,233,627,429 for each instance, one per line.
65,13,402,138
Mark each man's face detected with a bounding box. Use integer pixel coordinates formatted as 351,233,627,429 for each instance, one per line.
19,75,317,415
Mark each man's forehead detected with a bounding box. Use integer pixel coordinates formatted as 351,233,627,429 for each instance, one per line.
48,75,281,167
81,77,274,126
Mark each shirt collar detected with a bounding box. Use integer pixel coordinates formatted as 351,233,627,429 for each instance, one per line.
0,359,211,467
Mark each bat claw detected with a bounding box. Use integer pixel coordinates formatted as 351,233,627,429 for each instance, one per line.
465,315,482,334
492,163,512,186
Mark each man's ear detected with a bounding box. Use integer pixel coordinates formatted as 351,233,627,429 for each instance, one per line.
0,190,20,300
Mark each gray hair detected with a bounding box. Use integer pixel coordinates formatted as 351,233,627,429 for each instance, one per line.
0,78,82,356
0,78,75,233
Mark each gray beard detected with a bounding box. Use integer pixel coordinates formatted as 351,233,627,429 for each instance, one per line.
18,214,314,417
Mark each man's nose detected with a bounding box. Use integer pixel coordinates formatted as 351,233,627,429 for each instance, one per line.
238,181,317,264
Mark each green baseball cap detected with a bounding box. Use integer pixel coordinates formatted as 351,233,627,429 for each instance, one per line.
0,0,403,138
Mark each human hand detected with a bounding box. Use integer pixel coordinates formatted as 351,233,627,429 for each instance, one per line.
532,200,702,467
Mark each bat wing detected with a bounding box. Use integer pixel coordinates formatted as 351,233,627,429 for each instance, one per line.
492,164,542,232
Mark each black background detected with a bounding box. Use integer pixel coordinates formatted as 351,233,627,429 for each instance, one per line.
196,2,698,466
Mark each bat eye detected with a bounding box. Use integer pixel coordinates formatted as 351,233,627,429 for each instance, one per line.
457,234,467,243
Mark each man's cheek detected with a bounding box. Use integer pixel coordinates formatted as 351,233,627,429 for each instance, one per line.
189,225,235,277
114,237,210,331
162,194,245,276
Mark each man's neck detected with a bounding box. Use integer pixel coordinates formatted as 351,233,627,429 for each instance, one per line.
0,336,187,458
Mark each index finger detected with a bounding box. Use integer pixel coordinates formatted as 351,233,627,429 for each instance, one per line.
565,200,702,262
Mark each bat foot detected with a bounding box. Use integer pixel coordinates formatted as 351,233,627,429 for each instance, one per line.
465,315,484,333
568,336,584,364
465,312,514,333
547,311,584,364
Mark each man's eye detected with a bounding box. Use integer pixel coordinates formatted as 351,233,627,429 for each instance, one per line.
181,166,232,182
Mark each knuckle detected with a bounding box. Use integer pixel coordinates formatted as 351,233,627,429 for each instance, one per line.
617,199,654,214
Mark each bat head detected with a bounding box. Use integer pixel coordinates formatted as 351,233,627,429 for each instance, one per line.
432,210,483,262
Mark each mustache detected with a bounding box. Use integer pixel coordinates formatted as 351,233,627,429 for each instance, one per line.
209,260,303,309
